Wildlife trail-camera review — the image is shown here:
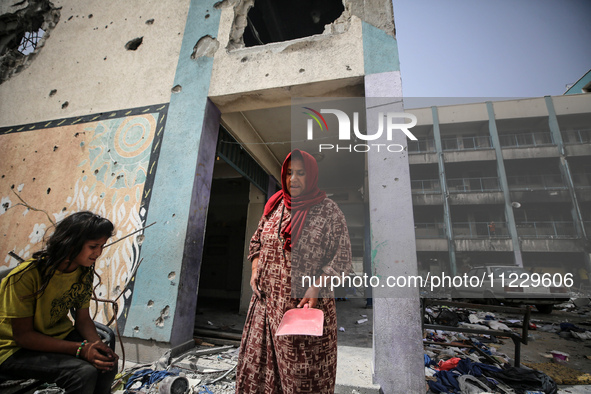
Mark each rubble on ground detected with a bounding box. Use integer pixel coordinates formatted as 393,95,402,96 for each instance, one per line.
113,342,238,394
423,298,591,393
108,297,591,393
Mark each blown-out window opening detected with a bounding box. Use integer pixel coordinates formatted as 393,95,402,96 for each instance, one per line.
243,0,345,47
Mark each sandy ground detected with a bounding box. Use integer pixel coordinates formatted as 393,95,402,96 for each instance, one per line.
496,305,591,386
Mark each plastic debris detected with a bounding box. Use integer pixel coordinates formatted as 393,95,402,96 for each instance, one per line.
550,351,569,364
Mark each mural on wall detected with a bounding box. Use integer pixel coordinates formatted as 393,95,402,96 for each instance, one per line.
0,104,168,329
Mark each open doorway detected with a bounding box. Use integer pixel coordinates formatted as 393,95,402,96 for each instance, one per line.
195,160,250,334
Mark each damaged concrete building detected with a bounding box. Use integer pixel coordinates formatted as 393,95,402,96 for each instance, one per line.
408,95,591,286
0,0,424,391
2,0,590,391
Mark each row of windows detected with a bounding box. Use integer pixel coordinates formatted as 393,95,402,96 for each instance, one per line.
408,129,591,153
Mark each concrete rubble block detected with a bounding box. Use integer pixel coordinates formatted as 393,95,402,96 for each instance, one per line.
170,344,238,371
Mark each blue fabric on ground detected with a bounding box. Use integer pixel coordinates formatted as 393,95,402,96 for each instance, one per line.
470,340,493,355
426,357,505,393
454,358,502,377
435,370,461,392
124,368,178,392
560,322,585,332
425,354,437,367
427,378,451,393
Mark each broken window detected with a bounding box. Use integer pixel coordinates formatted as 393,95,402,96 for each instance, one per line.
0,0,59,83
242,0,345,47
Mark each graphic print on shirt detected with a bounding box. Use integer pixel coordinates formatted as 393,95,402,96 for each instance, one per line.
49,270,93,326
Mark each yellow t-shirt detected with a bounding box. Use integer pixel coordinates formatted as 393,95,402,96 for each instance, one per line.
0,260,92,365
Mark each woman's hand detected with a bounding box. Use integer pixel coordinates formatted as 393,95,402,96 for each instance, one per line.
250,257,261,298
298,286,321,308
80,340,118,372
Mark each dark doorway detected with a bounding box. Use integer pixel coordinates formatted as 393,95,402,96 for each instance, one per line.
196,173,250,315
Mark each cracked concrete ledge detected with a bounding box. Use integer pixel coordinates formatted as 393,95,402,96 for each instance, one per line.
209,6,365,103
223,24,354,57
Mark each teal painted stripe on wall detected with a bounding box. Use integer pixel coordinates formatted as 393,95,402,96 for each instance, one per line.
123,0,222,342
362,21,400,75
564,69,591,95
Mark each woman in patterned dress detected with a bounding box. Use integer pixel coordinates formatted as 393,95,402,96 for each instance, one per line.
236,149,352,393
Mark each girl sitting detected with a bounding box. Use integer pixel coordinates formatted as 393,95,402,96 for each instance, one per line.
0,211,119,394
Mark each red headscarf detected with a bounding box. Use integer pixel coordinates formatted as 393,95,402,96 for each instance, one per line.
263,150,326,251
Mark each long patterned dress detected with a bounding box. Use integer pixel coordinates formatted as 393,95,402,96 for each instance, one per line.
236,198,352,393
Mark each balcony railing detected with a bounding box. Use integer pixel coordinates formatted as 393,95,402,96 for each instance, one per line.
408,139,436,153
447,177,501,193
499,132,554,148
414,223,445,238
507,174,566,191
411,179,441,194
516,221,577,239
453,222,509,238
442,136,493,151
419,221,579,239
562,129,591,144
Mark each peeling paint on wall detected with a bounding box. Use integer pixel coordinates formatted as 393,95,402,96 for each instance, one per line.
155,305,170,327
214,0,239,10
191,35,219,59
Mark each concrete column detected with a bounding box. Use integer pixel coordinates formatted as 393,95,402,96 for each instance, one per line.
363,203,373,304
545,96,591,285
486,102,523,267
431,107,457,275
170,99,220,345
365,75,424,393
545,96,588,239
123,0,222,346
239,184,266,315
361,9,423,391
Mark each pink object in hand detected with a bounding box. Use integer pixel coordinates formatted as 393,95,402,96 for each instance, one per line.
276,304,324,336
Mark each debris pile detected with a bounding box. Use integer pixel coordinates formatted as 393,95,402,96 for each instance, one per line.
423,300,591,393
113,343,238,394
424,355,558,394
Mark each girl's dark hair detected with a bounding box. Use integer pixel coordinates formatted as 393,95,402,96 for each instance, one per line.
19,211,114,298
